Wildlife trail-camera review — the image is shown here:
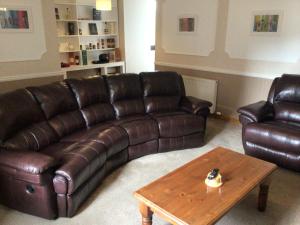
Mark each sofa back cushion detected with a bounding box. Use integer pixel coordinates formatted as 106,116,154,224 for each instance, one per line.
274,74,300,103
274,102,300,123
267,77,280,104
0,89,58,151
273,74,300,123
106,74,145,118
66,77,115,126
27,82,86,138
140,71,185,113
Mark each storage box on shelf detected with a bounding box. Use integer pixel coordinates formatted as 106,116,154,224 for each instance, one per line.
54,0,125,77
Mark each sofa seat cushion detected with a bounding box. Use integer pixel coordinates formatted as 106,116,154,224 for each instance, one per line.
152,113,205,138
150,111,186,118
82,126,129,158
41,142,77,160
244,121,300,155
60,122,113,143
3,121,59,151
112,114,150,125
119,118,159,145
60,123,128,158
274,102,300,123
54,141,107,195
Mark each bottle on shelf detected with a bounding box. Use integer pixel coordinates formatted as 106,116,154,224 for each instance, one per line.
109,52,115,62
75,55,80,65
101,39,105,49
104,22,110,34
55,8,60,20
69,52,75,65
115,48,121,62
82,50,88,65
65,8,71,20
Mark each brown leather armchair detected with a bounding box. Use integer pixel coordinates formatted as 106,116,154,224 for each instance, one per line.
238,74,300,172
0,71,212,219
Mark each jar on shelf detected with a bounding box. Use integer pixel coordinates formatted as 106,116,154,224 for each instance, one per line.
75,55,80,65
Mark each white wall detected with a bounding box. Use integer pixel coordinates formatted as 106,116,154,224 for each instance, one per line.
161,0,218,56
0,0,47,62
156,0,300,80
226,0,300,63
0,0,61,80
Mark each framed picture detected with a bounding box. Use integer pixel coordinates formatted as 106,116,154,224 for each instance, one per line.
178,15,197,33
0,6,33,32
89,23,98,35
251,11,283,35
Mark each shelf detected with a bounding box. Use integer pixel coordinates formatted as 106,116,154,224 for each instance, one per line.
77,20,117,23
59,48,115,53
54,3,77,6
56,0,121,75
58,34,117,38
86,48,115,52
58,35,79,37
61,61,125,72
56,19,78,22
56,19,117,23
59,50,81,53
79,34,118,37
54,2,118,7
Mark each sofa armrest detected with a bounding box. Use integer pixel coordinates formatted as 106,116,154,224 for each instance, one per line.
237,101,274,123
0,150,58,174
180,96,212,116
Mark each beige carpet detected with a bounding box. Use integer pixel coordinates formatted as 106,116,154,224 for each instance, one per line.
0,118,299,225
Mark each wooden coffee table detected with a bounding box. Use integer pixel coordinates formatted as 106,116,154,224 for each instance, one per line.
134,147,277,225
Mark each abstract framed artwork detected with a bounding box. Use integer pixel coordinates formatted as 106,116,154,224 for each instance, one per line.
0,6,33,32
251,11,283,35
178,15,197,33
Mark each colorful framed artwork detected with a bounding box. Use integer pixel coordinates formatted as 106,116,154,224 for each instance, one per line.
0,7,33,32
252,11,283,35
178,15,197,33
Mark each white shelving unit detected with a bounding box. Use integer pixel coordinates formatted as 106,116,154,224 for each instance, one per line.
54,0,125,77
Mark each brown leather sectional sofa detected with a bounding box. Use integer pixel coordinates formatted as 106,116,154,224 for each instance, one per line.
238,74,300,172
0,71,212,219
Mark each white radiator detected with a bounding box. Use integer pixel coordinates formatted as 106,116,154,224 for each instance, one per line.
182,75,218,114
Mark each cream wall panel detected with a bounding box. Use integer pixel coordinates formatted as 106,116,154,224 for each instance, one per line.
161,0,218,56
0,0,60,78
226,0,300,63
0,0,47,62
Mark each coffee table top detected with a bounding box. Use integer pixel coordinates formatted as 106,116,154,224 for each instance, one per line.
134,147,277,225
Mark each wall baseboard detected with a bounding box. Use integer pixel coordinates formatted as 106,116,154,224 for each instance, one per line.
155,61,278,79
0,71,65,83
211,113,240,124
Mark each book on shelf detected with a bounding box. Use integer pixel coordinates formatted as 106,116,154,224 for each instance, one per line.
93,8,101,20
89,23,98,35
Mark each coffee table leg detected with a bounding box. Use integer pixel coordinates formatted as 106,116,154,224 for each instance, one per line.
258,178,271,212
139,203,153,225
